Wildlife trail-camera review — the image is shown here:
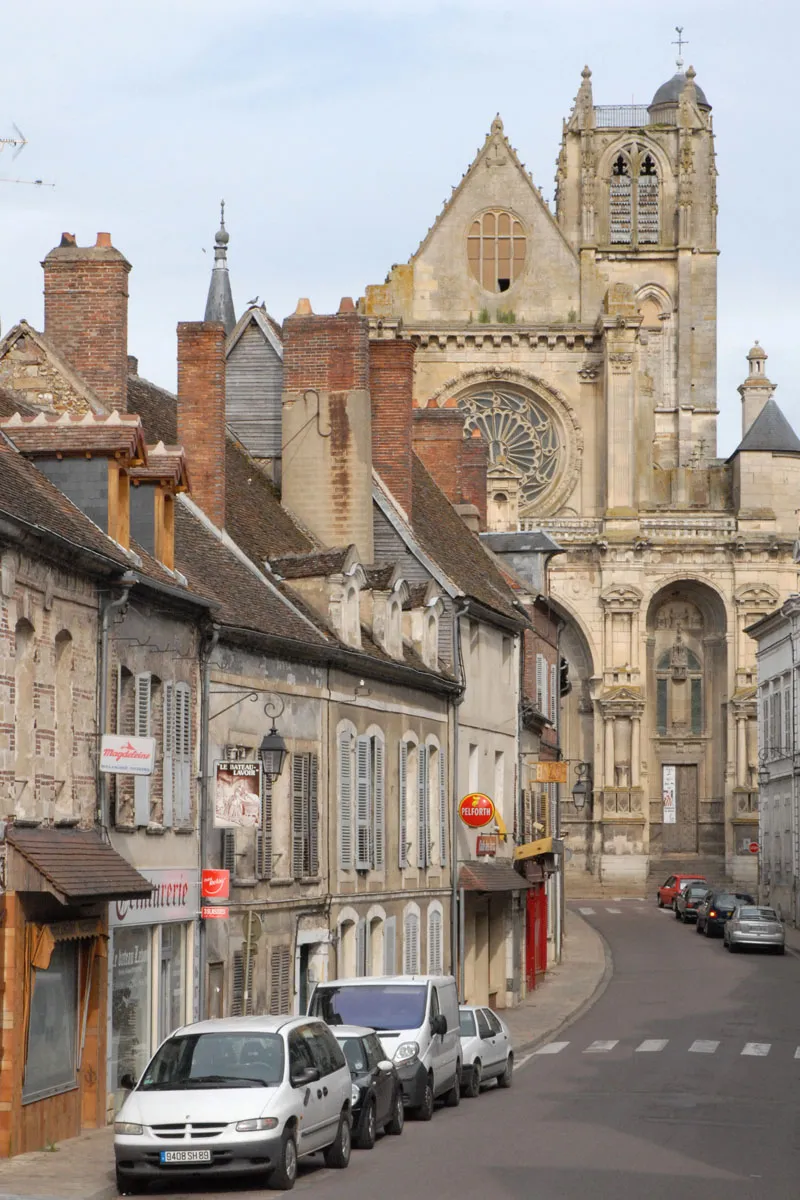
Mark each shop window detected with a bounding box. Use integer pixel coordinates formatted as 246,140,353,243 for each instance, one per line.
111,927,152,1096
23,940,78,1103
207,962,224,1019
158,925,185,1043
291,751,319,879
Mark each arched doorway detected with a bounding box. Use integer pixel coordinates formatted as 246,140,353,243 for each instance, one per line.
645,581,728,860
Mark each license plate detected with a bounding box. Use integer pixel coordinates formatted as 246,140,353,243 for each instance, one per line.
160,1150,212,1164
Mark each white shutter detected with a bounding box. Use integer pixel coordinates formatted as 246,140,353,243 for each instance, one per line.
114,663,123,734
403,911,419,975
174,683,191,825
162,681,174,828
438,748,447,866
355,735,371,870
550,663,558,724
356,918,367,977
339,730,353,870
134,673,151,825
256,774,273,880
535,654,545,712
373,736,385,870
308,753,319,876
398,741,408,869
222,828,236,876
427,909,443,975
384,916,397,976
291,754,307,879
417,744,429,869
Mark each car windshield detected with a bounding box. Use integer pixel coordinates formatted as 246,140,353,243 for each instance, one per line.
738,907,778,921
337,1038,368,1075
309,984,427,1031
138,1033,285,1091
685,885,707,897
715,893,752,908
680,878,705,888
459,1011,477,1037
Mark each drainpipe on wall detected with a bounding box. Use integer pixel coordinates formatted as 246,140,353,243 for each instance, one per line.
198,622,220,1019
97,576,135,830
451,599,469,999
555,614,565,966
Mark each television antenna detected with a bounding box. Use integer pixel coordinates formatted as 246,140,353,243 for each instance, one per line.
0,124,54,188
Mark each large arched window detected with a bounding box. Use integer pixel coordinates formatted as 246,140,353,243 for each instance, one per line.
467,211,526,293
656,642,703,736
609,149,660,246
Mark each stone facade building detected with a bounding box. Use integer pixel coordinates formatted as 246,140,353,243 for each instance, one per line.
360,63,800,890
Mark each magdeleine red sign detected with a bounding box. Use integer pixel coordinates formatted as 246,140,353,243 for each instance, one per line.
201,868,230,901
459,793,495,829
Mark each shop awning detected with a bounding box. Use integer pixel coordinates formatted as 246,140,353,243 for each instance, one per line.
514,836,554,862
5,827,153,905
458,861,531,892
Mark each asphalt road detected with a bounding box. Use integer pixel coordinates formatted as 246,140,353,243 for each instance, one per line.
148,901,800,1200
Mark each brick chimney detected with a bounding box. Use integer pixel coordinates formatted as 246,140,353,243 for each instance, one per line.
412,407,466,504
281,299,374,563
369,338,415,519
461,429,488,529
42,232,131,412
177,321,226,528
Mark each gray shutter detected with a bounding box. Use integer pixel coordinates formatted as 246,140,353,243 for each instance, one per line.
428,909,443,975
291,754,307,879
308,753,319,876
339,730,353,870
222,828,236,877
438,748,447,866
550,663,558,723
112,662,122,734
355,735,371,870
231,948,254,1017
174,683,191,825
162,681,174,828
133,673,151,826
256,774,273,880
404,911,419,975
373,737,384,870
383,916,397,976
270,945,292,1014
417,744,429,869
356,918,366,977
398,741,408,869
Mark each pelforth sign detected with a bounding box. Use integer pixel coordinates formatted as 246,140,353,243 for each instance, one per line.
458,793,495,829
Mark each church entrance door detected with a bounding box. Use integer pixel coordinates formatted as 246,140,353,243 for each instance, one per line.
662,764,698,854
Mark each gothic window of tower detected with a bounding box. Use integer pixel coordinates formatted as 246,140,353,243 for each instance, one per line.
608,146,660,246
467,210,526,293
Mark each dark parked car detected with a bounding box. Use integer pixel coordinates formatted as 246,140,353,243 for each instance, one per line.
675,881,711,923
696,890,755,937
331,1026,404,1149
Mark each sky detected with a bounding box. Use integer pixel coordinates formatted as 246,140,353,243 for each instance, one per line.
1,0,797,457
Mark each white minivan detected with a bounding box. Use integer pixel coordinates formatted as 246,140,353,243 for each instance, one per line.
308,975,461,1120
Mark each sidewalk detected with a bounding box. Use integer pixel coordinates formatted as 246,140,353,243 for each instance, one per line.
503,907,611,1051
0,910,610,1199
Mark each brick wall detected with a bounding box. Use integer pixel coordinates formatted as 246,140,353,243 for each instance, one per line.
42,233,131,413
412,408,466,503
283,306,369,394
369,339,415,517
177,321,226,529
460,429,488,528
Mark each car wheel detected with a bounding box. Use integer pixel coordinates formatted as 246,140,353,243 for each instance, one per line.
674,907,681,920
323,1111,351,1169
268,1129,298,1191
498,1053,514,1089
775,945,786,956
696,920,704,934
729,941,738,953
412,1074,434,1121
704,923,712,937
115,1169,147,1196
444,1066,461,1108
657,895,664,908
463,1061,482,1099
353,1098,376,1150
385,1087,405,1135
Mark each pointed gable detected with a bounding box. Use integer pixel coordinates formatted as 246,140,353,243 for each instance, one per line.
730,398,800,457
225,307,284,459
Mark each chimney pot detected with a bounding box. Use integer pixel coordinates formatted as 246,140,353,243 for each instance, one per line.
96,232,112,248
127,355,139,376
59,232,76,247
338,296,356,314
295,298,313,316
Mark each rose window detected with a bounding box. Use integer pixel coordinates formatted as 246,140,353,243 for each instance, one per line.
457,387,561,508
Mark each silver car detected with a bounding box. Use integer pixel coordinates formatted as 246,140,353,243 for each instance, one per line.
724,905,786,954
114,1015,353,1194
458,1006,513,1097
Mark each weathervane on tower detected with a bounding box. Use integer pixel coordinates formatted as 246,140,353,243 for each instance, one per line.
672,25,688,70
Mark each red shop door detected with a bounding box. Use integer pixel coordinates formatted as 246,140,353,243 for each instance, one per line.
525,884,548,990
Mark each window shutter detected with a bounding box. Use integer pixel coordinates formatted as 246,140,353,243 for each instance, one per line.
372,737,384,870
550,663,558,724
133,673,151,825
383,916,397,976
291,754,307,879
308,753,319,876
339,730,353,870
417,744,429,869
398,741,408,869
355,735,371,870
269,945,292,1014
111,662,122,734
535,654,545,712
438,748,447,866
222,828,236,877
403,911,419,975
162,681,174,828
427,909,443,975
356,918,366,977
256,774,273,880
174,683,191,825
231,948,254,1016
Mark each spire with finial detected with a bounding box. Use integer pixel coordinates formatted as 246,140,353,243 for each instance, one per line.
204,199,236,335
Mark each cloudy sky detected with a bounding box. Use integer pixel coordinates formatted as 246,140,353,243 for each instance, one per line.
1,0,795,455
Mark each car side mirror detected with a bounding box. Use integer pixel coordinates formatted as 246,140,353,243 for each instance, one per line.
119,1073,136,1092
291,1065,320,1088
377,1060,394,1073
431,1014,447,1037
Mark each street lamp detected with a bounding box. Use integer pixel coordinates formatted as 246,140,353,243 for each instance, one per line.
572,761,592,811
259,697,288,780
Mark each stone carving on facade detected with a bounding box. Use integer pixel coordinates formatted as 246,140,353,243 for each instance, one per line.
599,584,643,611
608,352,633,374
733,583,780,608
654,600,703,630
578,363,601,382
669,627,689,681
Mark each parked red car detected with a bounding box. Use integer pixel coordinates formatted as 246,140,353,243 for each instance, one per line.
657,873,707,909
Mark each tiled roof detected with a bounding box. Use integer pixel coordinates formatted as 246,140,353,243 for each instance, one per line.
411,456,522,624
365,565,395,590
129,442,189,490
5,826,152,902
458,861,531,892
404,583,431,610
127,374,177,443
270,548,350,580
733,398,800,456
0,385,39,418
1,410,146,461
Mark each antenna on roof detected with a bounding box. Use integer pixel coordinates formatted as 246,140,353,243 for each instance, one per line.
0,124,54,187
672,25,688,70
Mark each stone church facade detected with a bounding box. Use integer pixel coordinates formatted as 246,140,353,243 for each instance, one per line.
361,63,800,890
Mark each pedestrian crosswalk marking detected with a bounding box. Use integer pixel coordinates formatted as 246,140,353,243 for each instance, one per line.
585,1040,618,1053
742,1042,770,1056
689,1039,719,1054
606,907,622,913
534,1041,569,1055
636,1039,668,1052
578,907,595,915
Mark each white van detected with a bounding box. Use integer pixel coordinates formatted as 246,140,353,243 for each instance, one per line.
308,975,461,1120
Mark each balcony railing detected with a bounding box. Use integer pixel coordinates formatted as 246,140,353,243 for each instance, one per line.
594,105,651,128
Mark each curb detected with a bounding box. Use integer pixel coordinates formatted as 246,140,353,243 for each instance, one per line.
0,1190,116,1200
513,913,614,1057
